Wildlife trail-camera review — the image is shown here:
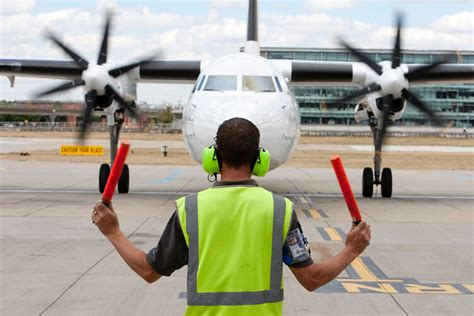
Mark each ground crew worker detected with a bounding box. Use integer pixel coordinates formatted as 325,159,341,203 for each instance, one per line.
92,117,371,315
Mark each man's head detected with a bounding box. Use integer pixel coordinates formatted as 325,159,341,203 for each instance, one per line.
216,117,260,169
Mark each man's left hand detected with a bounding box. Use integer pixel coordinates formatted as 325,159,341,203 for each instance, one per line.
92,202,120,238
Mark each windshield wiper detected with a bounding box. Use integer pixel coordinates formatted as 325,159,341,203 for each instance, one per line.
204,88,224,92
256,89,275,93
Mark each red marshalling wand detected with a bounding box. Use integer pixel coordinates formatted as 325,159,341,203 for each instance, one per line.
102,141,130,205
330,155,362,225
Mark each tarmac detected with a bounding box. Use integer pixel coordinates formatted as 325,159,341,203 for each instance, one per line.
0,156,473,315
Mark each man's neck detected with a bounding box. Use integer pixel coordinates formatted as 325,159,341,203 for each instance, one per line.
220,164,251,182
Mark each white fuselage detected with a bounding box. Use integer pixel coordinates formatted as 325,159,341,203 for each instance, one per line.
182,53,300,170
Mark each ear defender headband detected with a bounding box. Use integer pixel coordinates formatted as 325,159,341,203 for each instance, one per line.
201,145,271,177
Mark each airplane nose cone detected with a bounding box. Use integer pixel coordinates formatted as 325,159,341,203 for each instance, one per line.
187,93,298,170
209,97,283,127
219,105,259,124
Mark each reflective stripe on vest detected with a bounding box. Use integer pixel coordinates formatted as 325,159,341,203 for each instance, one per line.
185,192,286,306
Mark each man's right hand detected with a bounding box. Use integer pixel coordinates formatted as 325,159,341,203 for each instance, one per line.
345,221,371,256
93,202,120,239
290,220,372,292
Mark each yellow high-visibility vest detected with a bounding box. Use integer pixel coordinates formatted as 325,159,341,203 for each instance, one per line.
177,185,293,316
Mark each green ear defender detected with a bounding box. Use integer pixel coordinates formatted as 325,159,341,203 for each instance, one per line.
201,146,271,177
251,148,270,177
201,145,221,175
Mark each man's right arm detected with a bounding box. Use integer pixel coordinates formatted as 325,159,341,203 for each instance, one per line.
290,221,371,291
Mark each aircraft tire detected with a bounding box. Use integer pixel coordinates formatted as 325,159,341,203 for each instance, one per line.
362,167,374,198
99,163,110,193
381,168,392,198
118,164,129,194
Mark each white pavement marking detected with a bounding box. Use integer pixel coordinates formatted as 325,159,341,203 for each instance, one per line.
0,189,473,200
0,140,32,144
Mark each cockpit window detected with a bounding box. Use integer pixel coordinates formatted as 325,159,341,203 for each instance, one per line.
242,76,276,93
197,75,207,91
274,76,283,92
192,75,203,93
203,75,237,91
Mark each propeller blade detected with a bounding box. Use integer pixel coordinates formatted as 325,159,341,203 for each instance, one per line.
97,12,112,65
401,88,442,126
36,79,85,98
108,53,160,78
375,94,393,152
392,14,403,69
339,82,382,103
47,32,89,69
404,60,445,81
80,90,97,140
105,85,138,118
339,38,383,75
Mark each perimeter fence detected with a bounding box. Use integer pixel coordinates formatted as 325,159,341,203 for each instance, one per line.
0,122,471,138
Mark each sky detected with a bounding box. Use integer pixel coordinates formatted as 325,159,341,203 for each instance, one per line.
0,0,473,105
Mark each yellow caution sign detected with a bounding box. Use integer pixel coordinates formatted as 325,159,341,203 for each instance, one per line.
60,145,104,156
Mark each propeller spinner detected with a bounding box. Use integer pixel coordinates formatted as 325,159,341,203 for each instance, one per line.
338,14,444,152
35,12,155,139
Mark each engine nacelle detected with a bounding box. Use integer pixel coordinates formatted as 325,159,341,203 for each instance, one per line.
354,102,370,123
366,93,407,122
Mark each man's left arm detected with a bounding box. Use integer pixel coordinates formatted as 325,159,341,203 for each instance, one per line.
93,202,161,283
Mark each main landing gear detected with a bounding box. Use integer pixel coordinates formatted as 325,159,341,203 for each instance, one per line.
362,117,393,198
98,112,129,194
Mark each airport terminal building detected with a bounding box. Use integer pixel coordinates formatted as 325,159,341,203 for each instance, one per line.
261,48,474,127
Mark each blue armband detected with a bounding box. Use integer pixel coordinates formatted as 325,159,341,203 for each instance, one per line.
283,227,311,265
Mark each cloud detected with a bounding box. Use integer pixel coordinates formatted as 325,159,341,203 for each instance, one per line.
306,0,359,10
149,16,247,60
431,11,474,33
1,4,473,103
260,12,373,48
210,0,246,7
258,10,474,51
0,0,35,15
96,0,118,12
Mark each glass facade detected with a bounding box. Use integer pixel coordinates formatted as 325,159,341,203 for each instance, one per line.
262,48,474,127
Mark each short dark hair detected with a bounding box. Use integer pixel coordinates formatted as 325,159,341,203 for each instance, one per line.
216,117,260,168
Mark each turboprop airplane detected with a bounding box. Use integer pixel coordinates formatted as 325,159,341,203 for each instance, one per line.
0,0,473,197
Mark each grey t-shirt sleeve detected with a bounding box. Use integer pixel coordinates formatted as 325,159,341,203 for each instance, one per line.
146,211,188,276
285,209,314,268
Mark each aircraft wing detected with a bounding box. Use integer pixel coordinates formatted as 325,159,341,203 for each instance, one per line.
270,60,474,86
139,61,202,83
0,58,202,84
289,61,354,84
0,59,83,80
404,64,474,84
